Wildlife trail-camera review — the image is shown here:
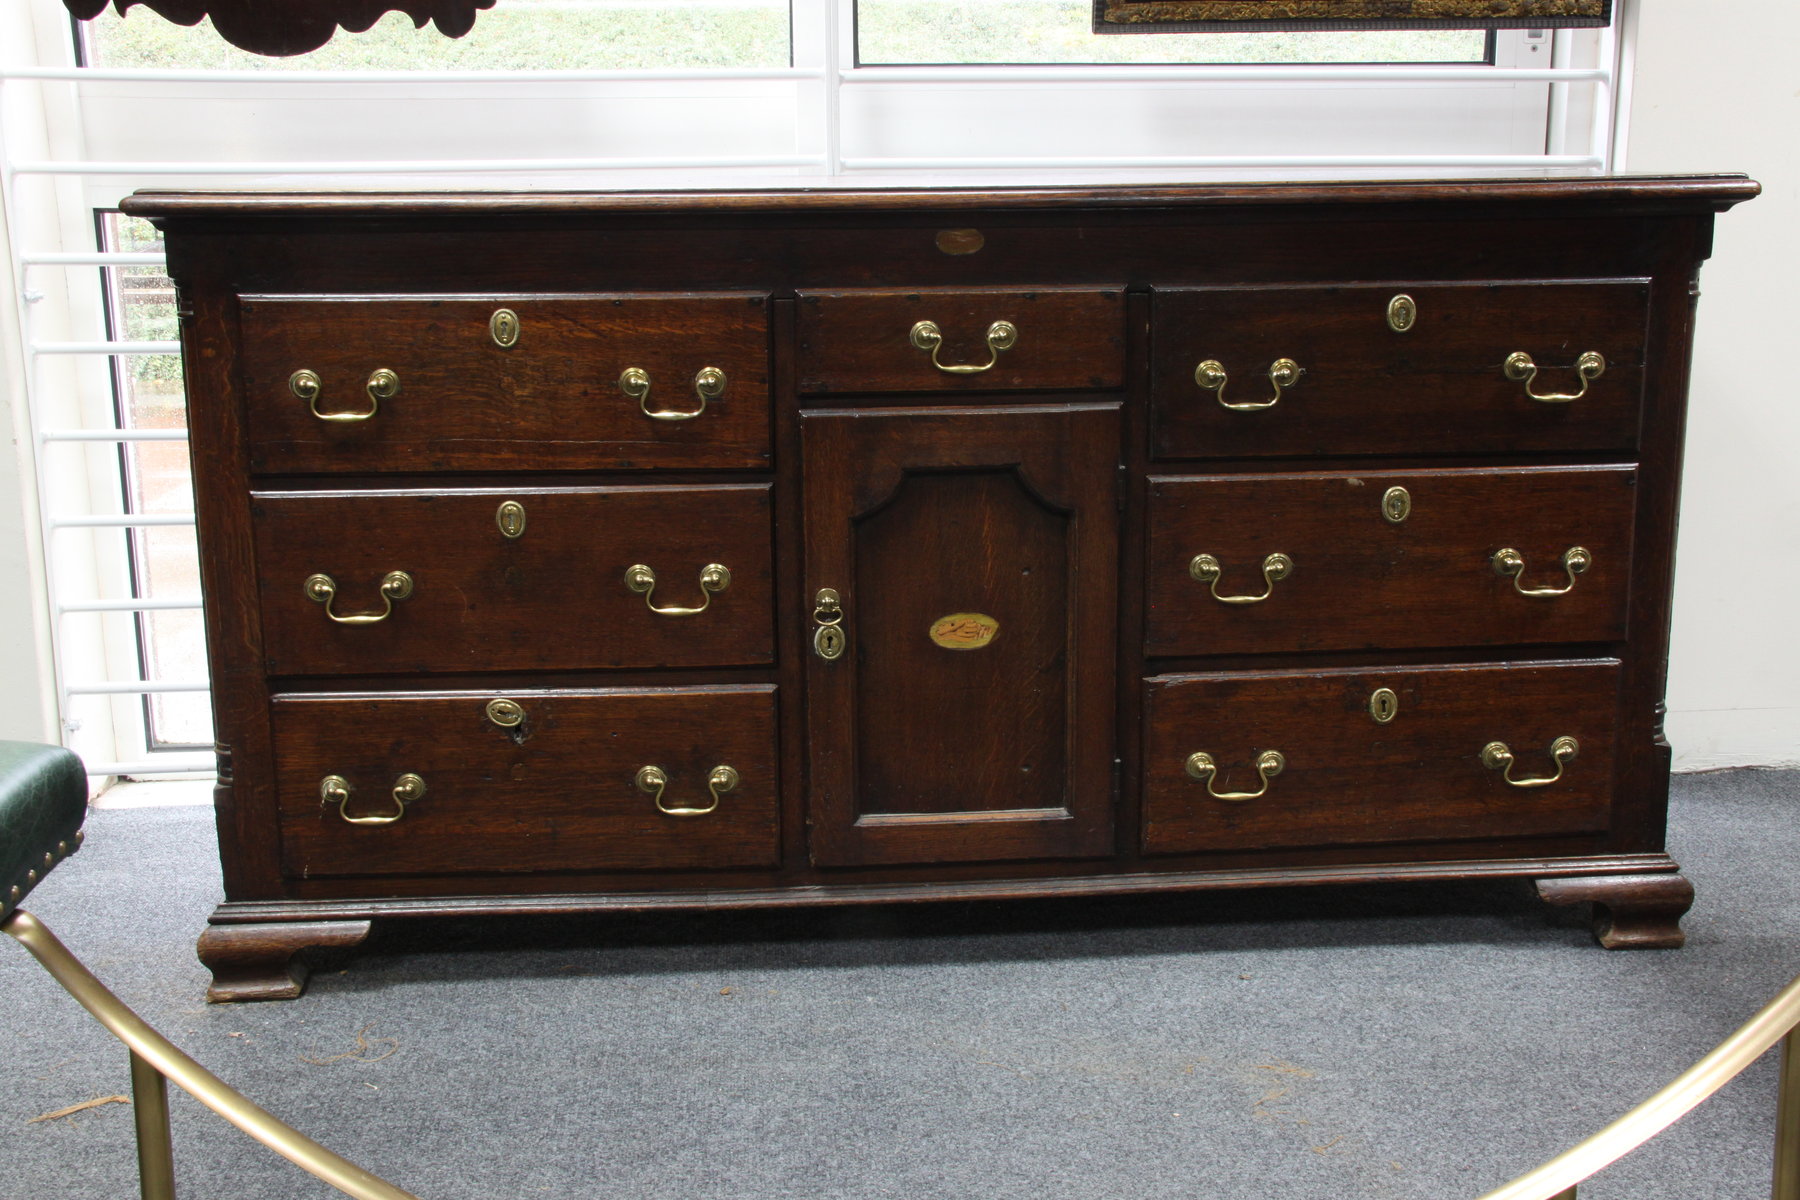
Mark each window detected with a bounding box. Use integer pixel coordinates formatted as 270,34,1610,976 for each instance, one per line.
2,0,1624,773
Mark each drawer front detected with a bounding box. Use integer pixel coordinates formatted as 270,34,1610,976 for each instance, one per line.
1151,281,1648,459
1145,466,1635,657
1142,661,1619,855
240,294,771,473
796,288,1124,394
253,484,773,675
273,686,779,876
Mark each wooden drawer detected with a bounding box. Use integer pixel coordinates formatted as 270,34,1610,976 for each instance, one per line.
239,293,771,473
253,484,773,675
273,686,779,877
1142,661,1619,855
1150,281,1648,459
796,288,1124,394
1145,466,1636,657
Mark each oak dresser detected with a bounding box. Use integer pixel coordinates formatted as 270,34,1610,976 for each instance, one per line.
122,176,1757,1001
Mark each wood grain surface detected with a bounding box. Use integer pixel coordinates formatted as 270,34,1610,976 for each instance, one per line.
240,293,771,473
1143,660,1621,854
252,483,774,675
1151,281,1648,459
273,686,780,876
1145,465,1637,656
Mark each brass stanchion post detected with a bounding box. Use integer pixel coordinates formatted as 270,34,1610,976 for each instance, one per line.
130,1050,177,1200
1774,1028,1800,1200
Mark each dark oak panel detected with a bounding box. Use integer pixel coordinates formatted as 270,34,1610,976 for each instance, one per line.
1151,281,1648,459
1145,466,1637,657
240,293,771,473
802,404,1120,866
1143,661,1621,854
252,484,774,675
796,288,1124,394
273,687,780,876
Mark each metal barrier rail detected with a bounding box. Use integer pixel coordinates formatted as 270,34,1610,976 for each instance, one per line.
10,890,1800,1200
6,909,420,1200
1478,970,1800,1200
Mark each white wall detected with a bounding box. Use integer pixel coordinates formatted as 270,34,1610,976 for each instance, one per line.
0,0,57,745
1626,0,1800,770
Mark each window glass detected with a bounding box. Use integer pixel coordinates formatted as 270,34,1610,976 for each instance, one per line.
98,213,212,752
79,0,793,70
857,0,1489,66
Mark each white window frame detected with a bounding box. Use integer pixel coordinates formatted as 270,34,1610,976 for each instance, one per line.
0,0,1634,776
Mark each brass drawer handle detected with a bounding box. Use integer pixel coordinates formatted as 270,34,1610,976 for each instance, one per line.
636,764,738,817
1503,350,1605,403
909,319,1017,374
1482,736,1578,789
320,772,425,825
1188,552,1292,605
620,366,725,421
1492,546,1591,597
291,368,397,422
304,570,413,624
625,562,731,616
1185,750,1284,803
1194,357,1299,411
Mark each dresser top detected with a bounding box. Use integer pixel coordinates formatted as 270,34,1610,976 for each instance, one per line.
122,174,1757,222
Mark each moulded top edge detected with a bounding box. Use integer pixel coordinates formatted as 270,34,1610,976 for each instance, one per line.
119,174,1760,221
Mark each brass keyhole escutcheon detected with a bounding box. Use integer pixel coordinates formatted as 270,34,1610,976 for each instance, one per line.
1369,688,1399,724
490,308,520,348
1382,486,1412,524
485,698,525,729
1387,294,1417,332
814,625,846,660
812,587,846,661
495,500,527,539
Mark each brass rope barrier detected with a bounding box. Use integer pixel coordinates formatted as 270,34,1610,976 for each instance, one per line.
5,910,420,1200
14,894,1800,1200
1477,971,1800,1200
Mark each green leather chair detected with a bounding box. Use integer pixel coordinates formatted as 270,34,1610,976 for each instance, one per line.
2,740,417,1200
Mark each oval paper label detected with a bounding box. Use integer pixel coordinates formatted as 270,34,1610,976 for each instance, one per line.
929,612,999,651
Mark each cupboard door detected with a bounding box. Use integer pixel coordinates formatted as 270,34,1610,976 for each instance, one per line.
802,404,1120,866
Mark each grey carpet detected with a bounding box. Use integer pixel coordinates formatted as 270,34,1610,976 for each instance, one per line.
5,769,1798,1199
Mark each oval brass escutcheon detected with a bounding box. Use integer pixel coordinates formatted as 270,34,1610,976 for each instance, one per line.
935,228,986,255
495,500,527,539
485,698,525,728
814,624,846,661
1387,293,1417,332
929,612,1000,651
1382,485,1412,524
1369,687,1399,724
489,308,520,348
